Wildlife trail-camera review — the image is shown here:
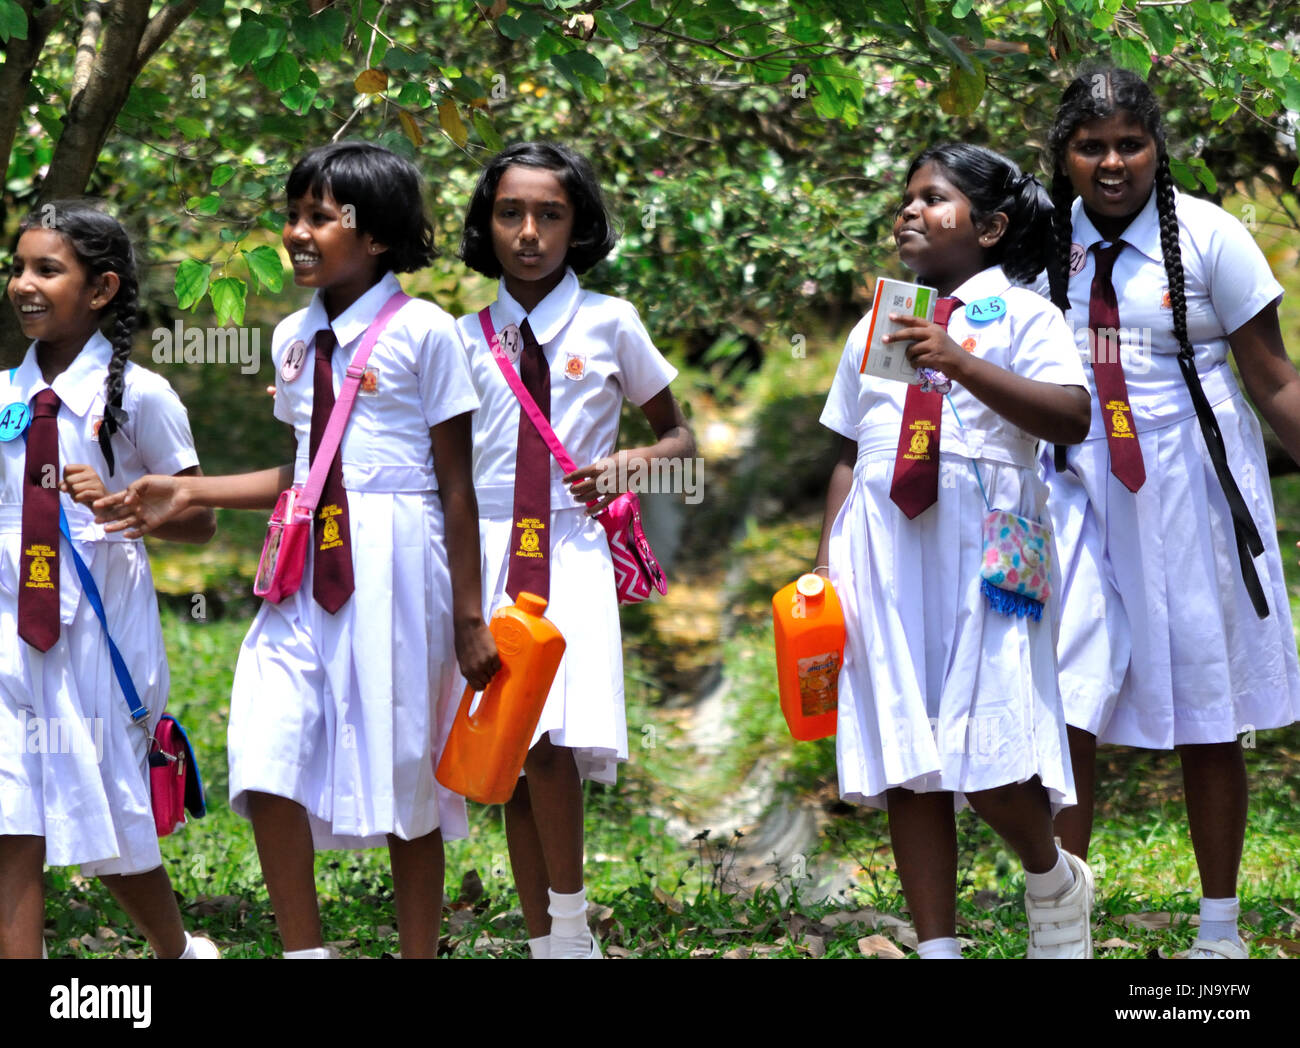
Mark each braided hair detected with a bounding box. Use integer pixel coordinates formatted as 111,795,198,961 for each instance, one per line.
1045,67,1194,364
17,201,139,475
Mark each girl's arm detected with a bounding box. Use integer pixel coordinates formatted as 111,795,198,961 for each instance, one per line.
65,464,217,543
562,387,697,510
1230,303,1300,464
814,436,858,573
887,315,1091,445
93,464,293,538
430,411,500,692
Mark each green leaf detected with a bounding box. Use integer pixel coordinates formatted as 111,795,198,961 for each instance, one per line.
175,116,208,141
1283,79,1300,112
1110,37,1151,78
472,110,503,152
937,62,986,116
210,277,247,327
1268,49,1291,79
924,26,974,75
595,10,638,50
550,53,584,91
230,18,269,68
496,15,528,40
0,0,28,43
257,212,283,233
1168,156,1199,192
1190,158,1218,193
219,228,243,243
281,82,317,115
256,51,300,92
1136,8,1177,56
316,6,347,58
196,194,221,216
174,259,212,311
951,0,976,17
211,165,235,188
1210,97,1236,122
241,245,284,294
565,51,606,84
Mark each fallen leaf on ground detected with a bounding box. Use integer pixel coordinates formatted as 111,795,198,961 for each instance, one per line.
1097,937,1138,949
722,946,751,959
652,886,684,913
802,934,827,959
1120,912,1176,930
1256,936,1300,955
857,934,906,959
605,945,633,958
689,947,717,958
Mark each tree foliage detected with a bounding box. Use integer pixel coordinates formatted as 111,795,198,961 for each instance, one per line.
1,0,1295,360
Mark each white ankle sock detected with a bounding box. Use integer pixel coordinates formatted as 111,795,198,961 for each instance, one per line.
283,945,335,959
178,932,198,959
528,935,551,959
916,937,962,959
1199,896,1241,943
547,887,588,940
1025,848,1074,899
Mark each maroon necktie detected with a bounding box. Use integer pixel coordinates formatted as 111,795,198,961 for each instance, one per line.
19,389,61,651
506,320,551,603
310,330,354,613
1089,242,1145,492
890,296,961,519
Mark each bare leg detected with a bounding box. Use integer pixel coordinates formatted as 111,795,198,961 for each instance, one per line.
1053,726,1097,859
886,788,957,942
0,835,45,958
99,866,187,958
519,737,584,895
504,778,551,939
967,777,1059,874
246,791,321,951
1178,740,1247,899
387,829,444,959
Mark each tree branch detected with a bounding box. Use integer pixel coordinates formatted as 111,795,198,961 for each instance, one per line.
136,0,203,69
72,3,104,101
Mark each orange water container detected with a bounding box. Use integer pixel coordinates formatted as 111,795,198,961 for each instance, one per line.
772,574,846,741
436,592,567,804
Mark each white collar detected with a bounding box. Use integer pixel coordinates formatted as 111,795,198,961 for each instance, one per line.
305,271,405,350
949,265,1014,306
492,268,583,346
8,332,115,418
1070,188,1163,263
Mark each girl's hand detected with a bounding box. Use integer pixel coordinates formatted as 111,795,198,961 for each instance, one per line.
93,474,190,537
455,620,501,692
61,464,108,507
885,314,969,382
563,455,619,515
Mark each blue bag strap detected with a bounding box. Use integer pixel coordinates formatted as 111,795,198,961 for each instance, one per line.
57,504,149,724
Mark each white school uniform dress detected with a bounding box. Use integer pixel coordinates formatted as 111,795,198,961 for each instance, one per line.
0,334,199,874
455,268,677,784
228,273,479,848
1044,191,1300,747
821,266,1086,811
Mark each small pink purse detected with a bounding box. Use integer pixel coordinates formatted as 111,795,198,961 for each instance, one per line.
253,291,410,602
477,308,667,605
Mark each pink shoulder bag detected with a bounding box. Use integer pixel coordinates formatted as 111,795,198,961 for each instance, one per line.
254,292,411,602
477,307,667,604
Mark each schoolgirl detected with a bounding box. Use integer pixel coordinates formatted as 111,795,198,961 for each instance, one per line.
99,143,498,958
1042,68,1300,958
0,202,218,958
455,142,695,959
815,144,1095,958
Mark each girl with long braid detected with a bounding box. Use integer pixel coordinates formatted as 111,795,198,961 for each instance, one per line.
1041,68,1300,958
0,201,219,957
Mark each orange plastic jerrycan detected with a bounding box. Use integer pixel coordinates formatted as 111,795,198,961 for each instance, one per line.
772,573,845,741
436,592,567,804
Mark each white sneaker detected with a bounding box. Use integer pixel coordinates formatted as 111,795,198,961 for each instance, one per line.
1025,850,1094,959
1180,938,1248,959
528,935,550,959
549,930,602,959
283,945,340,959
180,934,221,959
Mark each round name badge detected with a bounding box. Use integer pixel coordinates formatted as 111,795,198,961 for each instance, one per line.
964,296,1006,324
497,323,522,364
0,401,31,442
280,340,308,382
1069,242,1087,276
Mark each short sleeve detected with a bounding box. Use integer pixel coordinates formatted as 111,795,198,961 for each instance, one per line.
613,302,678,406
1006,293,1088,389
1203,210,1285,336
414,308,480,428
819,317,869,440
271,318,301,426
124,371,200,477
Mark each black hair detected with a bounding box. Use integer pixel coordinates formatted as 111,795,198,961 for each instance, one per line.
17,200,138,476
1045,66,1192,365
285,142,434,273
459,141,617,277
904,143,1053,285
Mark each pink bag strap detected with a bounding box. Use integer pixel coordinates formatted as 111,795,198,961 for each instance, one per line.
300,291,411,510
478,306,579,476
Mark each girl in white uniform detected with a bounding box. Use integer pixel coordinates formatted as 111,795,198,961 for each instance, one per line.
1042,68,1300,959
1,202,218,958
815,145,1094,958
455,142,695,959
100,144,498,959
